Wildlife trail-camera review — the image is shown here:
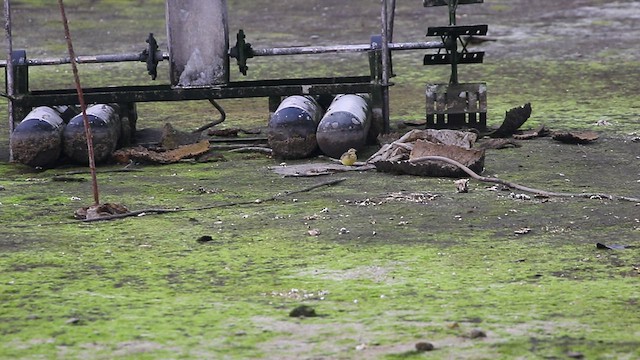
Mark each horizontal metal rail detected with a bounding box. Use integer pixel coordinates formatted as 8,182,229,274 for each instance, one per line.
12,76,380,107
0,52,169,67
0,41,444,67
250,41,444,56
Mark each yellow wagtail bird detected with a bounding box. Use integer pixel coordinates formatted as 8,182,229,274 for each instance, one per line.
340,148,358,166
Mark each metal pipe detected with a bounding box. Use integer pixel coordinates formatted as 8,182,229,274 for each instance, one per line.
0,42,444,67
192,98,226,133
380,0,391,133
388,0,396,43
5,0,14,161
250,41,443,57
0,52,169,67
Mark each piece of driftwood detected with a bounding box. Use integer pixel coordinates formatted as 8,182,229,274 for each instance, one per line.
552,131,599,144
112,140,210,164
368,129,478,165
410,156,640,203
491,103,532,138
513,124,550,140
74,202,130,220
160,123,202,150
374,140,485,177
476,138,521,150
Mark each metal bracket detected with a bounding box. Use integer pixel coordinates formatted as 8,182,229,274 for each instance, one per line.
140,33,162,80
423,0,483,7
426,24,488,37
424,24,487,66
229,29,254,76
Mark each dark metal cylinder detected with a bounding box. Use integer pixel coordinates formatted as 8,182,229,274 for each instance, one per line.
63,104,121,164
10,106,65,168
316,94,371,158
268,95,323,159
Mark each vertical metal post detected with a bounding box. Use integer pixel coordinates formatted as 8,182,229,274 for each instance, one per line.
448,0,458,25
448,0,459,84
387,0,396,43
387,0,396,78
4,0,14,161
380,0,390,133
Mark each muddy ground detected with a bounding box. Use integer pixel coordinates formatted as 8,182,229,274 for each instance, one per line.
1,1,639,359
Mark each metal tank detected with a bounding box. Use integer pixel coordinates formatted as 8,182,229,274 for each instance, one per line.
316,94,371,158
10,107,67,168
268,96,324,159
63,104,122,164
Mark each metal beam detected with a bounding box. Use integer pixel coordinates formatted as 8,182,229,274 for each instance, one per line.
14,77,380,107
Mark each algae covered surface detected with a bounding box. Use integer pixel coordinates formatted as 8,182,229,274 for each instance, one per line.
1,0,640,359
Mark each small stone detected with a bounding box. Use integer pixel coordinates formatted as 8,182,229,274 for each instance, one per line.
196,235,213,243
289,305,316,318
355,343,367,351
467,329,487,339
454,179,469,193
65,317,81,325
415,342,434,352
566,351,584,359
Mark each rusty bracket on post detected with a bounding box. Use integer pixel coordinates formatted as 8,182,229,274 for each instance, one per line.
140,33,162,80
229,29,254,76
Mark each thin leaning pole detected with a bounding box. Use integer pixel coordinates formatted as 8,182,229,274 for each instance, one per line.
57,0,100,205
380,0,391,133
4,0,14,161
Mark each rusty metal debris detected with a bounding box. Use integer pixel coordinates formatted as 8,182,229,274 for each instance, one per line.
491,103,532,138
552,131,599,144
368,129,483,177
112,140,211,164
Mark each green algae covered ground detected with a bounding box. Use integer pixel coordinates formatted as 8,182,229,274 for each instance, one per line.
1,1,640,359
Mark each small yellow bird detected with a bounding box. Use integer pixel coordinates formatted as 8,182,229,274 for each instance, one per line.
340,148,358,166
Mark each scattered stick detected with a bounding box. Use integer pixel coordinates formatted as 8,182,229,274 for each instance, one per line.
209,144,268,150
13,177,345,226
410,156,640,203
78,177,346,222
58,0,100,205
59,168,143,175
52,176,87,182
228,146,273,154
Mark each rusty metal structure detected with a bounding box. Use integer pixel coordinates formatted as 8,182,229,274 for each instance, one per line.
423,0,488,130
2,0,488,161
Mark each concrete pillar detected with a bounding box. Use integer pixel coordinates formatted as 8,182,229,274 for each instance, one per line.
166,0,229,87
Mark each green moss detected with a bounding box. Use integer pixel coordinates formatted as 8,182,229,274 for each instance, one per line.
2,1,640,359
